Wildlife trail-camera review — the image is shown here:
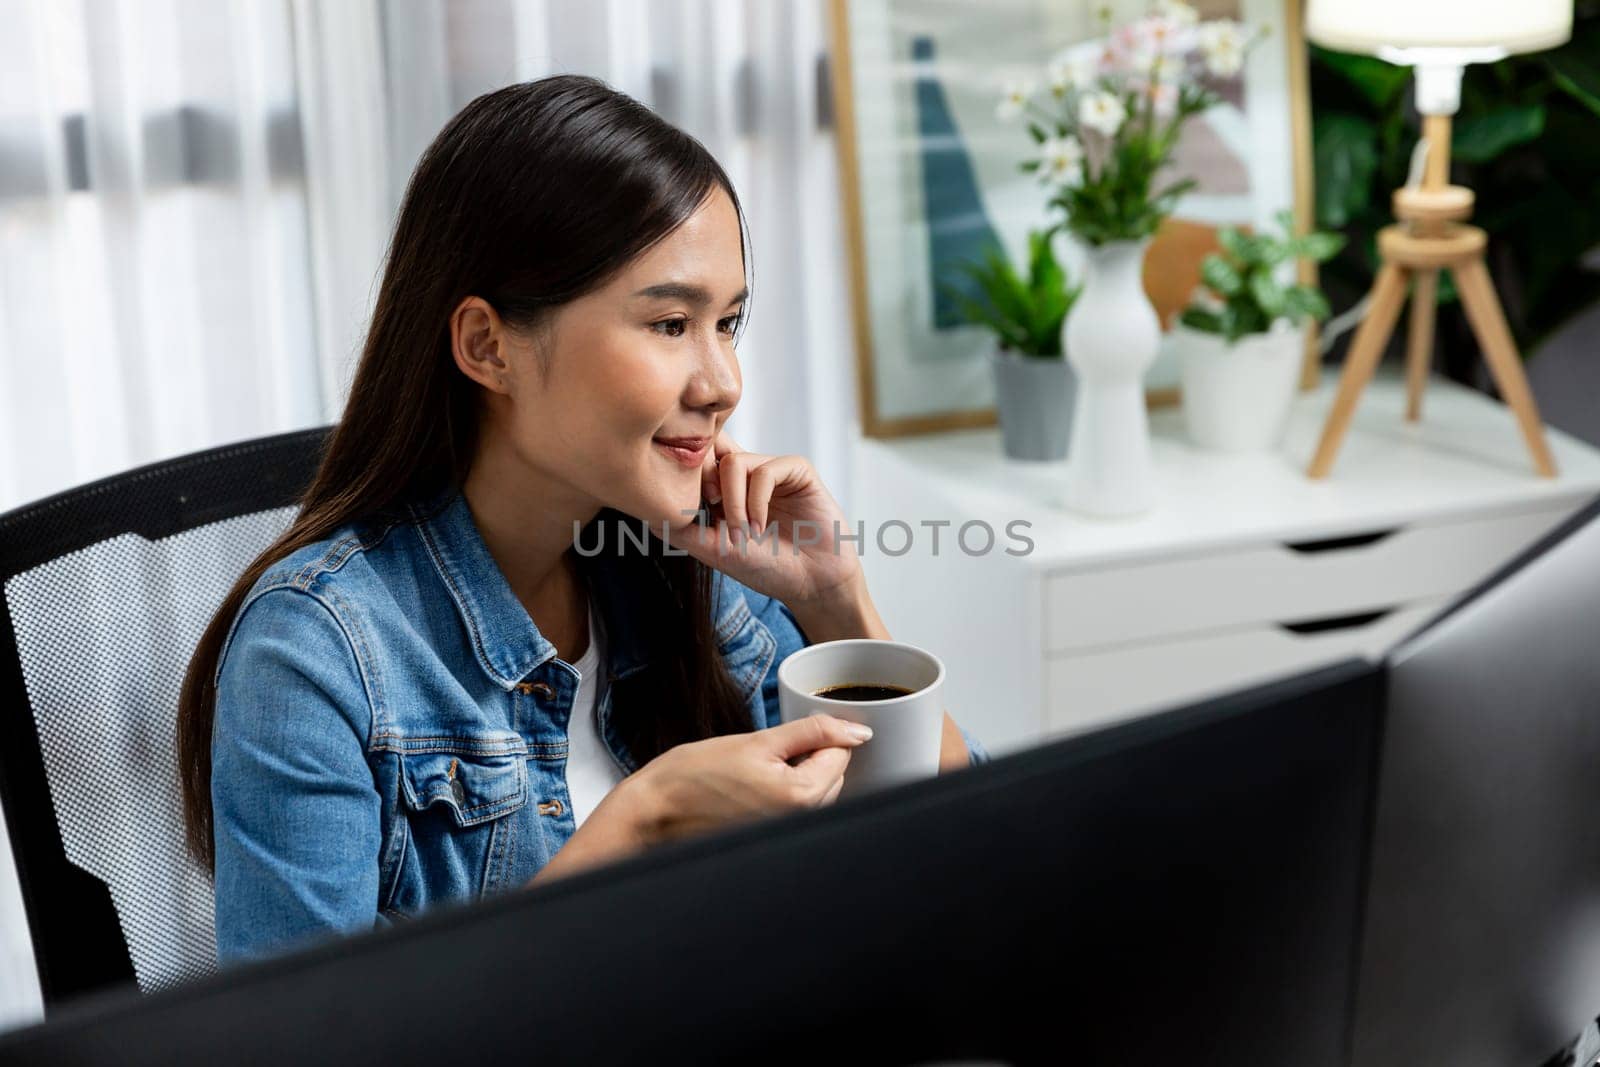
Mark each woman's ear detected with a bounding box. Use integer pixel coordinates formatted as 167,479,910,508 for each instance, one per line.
450,296,511,394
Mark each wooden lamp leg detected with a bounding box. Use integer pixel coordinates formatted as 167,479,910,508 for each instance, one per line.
1452,257,1558,477
1404,269,1438,422
1307,263,1412,479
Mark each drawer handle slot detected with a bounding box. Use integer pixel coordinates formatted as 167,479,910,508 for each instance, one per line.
1278,608,1393,635
1283,528,1399,554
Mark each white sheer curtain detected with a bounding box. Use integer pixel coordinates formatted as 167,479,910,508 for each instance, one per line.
0,0,857,512
0,0,325,514
0,0,321,1028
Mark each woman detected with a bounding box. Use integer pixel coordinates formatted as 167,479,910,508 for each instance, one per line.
176,75,988,966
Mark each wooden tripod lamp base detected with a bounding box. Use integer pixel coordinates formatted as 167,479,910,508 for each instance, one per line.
1306,114,1558,480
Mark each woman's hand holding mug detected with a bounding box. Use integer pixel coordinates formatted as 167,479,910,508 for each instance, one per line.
626,712,874,842
528,713,871,886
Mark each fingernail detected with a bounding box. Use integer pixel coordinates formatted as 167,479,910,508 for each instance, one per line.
846,723,873,742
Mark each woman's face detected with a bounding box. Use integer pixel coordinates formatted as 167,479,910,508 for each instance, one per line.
460,186,746,531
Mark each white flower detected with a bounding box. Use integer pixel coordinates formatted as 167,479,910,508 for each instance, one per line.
1154,0,1199,29
1037,135,1085,185
1142,80,1179,118
1047,53,1100,96
996,79,1035,122
1200,20,1248,76
1106,14,1197,78
1145,53,1186,84
1126,46,1159,74
1204,39,1244,76
1129,13,1187,59
1078,90,1126,137
1126,46,1190,115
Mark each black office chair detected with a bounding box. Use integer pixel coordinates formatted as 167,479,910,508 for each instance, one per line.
0,427,330,1013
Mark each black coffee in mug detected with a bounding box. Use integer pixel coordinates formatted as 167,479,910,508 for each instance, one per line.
813,683,915,702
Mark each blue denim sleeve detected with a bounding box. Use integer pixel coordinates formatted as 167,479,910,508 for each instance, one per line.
732,579,991,767
211,586,382,966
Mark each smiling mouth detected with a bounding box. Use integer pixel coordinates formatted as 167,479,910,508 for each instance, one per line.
653,436,710,467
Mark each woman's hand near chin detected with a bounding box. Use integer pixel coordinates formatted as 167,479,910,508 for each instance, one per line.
662,431,887,643
661,431,979,775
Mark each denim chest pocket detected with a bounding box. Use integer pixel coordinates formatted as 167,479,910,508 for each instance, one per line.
399,747,528,826
384,734,534,917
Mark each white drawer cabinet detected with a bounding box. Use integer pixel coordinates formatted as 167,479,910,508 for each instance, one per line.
1041,504,1576,654
1044,599,1445,736
851,375,1600,756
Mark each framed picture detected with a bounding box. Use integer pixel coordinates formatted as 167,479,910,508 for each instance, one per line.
828,0,1317,438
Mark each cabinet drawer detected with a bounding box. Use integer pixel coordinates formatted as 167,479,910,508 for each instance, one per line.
1044,599,1444,738
1043,504,1575,654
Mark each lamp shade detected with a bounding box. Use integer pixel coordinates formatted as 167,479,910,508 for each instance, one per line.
1305,0,1572,56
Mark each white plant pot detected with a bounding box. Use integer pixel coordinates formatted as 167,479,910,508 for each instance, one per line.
1175,319,1302,453
1061,238,1159,517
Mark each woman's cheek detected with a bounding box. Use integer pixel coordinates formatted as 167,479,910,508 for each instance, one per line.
611,353,685,431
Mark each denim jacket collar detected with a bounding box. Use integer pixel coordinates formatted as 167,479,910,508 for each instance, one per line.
408,486,651,690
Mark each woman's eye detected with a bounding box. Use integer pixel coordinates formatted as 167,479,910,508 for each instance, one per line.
651,315,741,339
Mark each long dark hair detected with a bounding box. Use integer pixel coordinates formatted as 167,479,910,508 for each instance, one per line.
178,75,754,870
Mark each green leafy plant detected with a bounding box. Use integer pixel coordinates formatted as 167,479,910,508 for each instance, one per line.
1179,211,1344,343
943,229,1081,357
1310,7,1600,363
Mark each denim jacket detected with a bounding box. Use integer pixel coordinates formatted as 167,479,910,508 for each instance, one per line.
210,487,989,965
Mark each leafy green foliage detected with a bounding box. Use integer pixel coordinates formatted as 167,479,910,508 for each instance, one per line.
1179,211,1342,343
941,229,1081,357
1311,49,1410,109
1451,105,1545,162
1309,10,1600,357
1313,113,1380,228
1545,48,1600,118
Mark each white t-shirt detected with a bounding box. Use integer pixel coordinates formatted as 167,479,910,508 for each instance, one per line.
564,605,625,828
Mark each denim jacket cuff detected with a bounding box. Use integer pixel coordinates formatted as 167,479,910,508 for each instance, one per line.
959,724,991,767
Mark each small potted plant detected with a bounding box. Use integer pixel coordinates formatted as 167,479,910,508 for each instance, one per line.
1174,211,1343,452
946,229,1081,462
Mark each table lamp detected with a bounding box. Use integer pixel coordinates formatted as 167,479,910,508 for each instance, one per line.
1303,0,1574,479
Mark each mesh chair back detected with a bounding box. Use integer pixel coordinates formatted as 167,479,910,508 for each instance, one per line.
0,428,329,1009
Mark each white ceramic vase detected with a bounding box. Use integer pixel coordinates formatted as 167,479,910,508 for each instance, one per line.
1061,238,1159,517
1176,319,1301,452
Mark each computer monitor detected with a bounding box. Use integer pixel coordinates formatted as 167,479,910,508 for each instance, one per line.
0,659,1383,1066
1352,496,1600,1067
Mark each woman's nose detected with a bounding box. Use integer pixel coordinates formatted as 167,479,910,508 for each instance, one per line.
684,336,741,413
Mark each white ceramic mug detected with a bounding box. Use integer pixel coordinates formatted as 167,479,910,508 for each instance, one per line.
777,639,946,800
